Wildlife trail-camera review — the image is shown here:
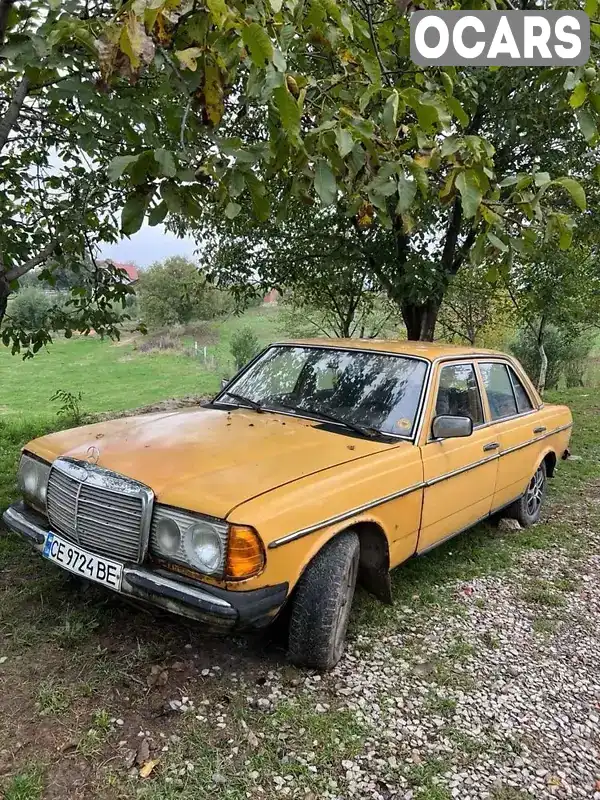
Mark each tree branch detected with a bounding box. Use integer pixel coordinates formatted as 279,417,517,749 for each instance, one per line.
5,240,58,282
0,75,30,153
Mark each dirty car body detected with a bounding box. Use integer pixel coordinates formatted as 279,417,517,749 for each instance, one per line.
3,340,573,669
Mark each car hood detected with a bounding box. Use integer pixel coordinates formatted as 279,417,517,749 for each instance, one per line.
28,406,393,519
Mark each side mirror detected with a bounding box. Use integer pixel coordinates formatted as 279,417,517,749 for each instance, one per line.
220,377,229,389
431,415,473,440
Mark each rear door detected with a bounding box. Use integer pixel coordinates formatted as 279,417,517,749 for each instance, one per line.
477,360,543,511
417,361,500,553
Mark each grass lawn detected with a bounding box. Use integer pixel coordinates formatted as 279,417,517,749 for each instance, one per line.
0,306,289,421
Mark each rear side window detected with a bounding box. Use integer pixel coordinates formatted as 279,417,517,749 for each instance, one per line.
435,363,483,425
479,363,518,420
508,367,533,413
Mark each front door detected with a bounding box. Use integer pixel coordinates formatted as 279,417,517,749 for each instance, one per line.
418,362,499,553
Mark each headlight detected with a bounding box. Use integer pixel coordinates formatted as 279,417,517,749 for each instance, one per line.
18,453,51,513
155,518,181,555
150,506,228,577
150,506,265,580
184,521,223,574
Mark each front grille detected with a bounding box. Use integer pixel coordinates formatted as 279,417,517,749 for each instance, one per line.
46,459,152,563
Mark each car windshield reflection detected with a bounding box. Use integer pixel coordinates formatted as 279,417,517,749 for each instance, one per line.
219,346,428,437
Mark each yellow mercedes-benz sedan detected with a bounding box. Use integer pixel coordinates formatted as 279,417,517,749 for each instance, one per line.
3,340,572,669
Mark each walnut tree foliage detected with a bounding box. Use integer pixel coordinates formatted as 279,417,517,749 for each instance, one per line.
1,0,600,352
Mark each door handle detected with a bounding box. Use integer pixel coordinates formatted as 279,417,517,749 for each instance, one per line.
533,426,547,434
483,442,500,452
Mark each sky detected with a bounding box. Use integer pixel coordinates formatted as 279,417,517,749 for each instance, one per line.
99,224,198,269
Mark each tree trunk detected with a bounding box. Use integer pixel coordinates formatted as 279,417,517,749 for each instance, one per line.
536,318,547,395
537,341,548,395
0,274,9,329
401,299,440,341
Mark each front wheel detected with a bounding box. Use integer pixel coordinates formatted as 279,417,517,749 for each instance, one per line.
506,462,547,527
287,531,360,671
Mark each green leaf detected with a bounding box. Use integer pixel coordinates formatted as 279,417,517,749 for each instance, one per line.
446,96,469,128
487,231,508,252
533,172,551,187
161,182,182,213
270,0,284,11
575,108,598,143
121,191,150,234
229,171,246,198
440,71,453,96
585,0,598,17
569,82,587,109
148,201,168,226
499,174,518,187
396,173,417,214
559,227,573,250
441,135,462,157
593,163,600,182
246,173,270,221
242,23,273,68
455,169,482,219
335,127,354,158
225,201,241,219
107,154,139,182
314,160,337,205
340,10,353,36
273,85,301,136
154,148,176,178
383,90,399,140
553,176,587,210
207,0,229,26
359,85,379,114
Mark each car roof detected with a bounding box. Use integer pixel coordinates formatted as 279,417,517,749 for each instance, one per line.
273,339,506,362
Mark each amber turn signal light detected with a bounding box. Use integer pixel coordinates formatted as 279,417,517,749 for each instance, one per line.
226,525,265,580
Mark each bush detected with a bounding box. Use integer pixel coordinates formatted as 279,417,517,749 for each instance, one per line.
6,287,59,331
138,256,232,329
230,326,261,370
510,325,594,389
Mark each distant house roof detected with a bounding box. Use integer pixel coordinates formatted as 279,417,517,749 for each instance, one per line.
101,260,139,284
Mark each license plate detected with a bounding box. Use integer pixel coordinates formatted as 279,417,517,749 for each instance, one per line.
42,532,123,591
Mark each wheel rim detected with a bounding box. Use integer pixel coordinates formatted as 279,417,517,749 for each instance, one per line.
525,466,545,516
333,553,359,656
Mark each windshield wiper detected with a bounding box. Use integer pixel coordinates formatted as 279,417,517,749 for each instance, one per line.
222,391,264,413
273,400,381,439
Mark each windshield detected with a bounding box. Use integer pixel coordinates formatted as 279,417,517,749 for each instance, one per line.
219,346,428,437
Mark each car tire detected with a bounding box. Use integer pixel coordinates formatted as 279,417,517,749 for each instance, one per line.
506,461,547,527
287,530,360,671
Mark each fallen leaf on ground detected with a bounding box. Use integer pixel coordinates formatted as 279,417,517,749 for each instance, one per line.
139,759,159,778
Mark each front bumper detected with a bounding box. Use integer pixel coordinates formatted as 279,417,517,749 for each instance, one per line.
2,502,288,631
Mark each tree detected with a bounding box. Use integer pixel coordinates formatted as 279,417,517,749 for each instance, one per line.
436,264,514,347
191,63,599,341
2,0,599,351
138,256,231,327
100,1,599,340
506,245,600,392
208,202,396,337
0,1,182,355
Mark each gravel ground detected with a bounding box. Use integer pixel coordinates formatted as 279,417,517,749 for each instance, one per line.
147,495,600,800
